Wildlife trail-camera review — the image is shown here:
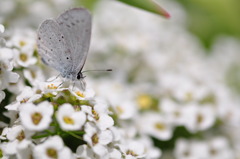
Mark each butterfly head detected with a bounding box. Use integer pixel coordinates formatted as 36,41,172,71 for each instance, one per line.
77,72,85,80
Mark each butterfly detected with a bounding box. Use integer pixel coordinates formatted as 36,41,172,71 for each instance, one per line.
37,8,91,83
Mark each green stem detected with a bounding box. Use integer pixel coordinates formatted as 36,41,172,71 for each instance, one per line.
65,131,83,140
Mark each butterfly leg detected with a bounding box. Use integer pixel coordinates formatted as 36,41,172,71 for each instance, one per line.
47,74,61,82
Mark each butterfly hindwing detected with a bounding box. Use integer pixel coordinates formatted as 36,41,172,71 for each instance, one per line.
56,8,92,75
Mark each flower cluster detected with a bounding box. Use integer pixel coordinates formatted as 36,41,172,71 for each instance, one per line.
0,0,240,159
0,26,159,159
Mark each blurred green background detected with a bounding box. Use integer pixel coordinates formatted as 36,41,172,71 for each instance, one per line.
175,0,240,49
77,0,240,49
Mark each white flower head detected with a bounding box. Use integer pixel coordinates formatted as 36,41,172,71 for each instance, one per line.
0,24,5,46
56,103,86,131
160,98,185,126
6,73,25,95
0,24,4,33
138,112,173,140
14,47,37,67
33,136,73,159
0,125,31,156
112,100,137,120
174,139,209,159
207,137,234,159
137,136,162,159
0,48,19,90
119,140,146,159
7,29,36,51
88,101,114,130
181,104,216,133
6,86,42,111
19,101,54,131
38,78,67,95
16,139,34,159
75,145,95,159
23,65,45,86
0,91,6,103
83,122,113,157
71,86,95,100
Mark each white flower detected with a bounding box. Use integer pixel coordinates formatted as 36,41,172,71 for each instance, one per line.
75,145,95,159
0,90,5,103
14,47,37,67
0,24,4,33
38,78,67,95
207,137,234,159
6,73,25,95
88,100,114,130
119,140,146,159
181,104,216,133
16,86,41,103
7,29,36,51
23,65,45,86
84,122,113,157
159,73,210,103
71,86,95,100
19,101,53,131
138,112,173,140
174,139,209,159
108,147,122,159
112,100,137,120
16,139,34,159
56,103,86,131
137,136,162,159
0,125,31,156
0,48,19,90
160,98,185,126
33,136,73,159
6,86,41,111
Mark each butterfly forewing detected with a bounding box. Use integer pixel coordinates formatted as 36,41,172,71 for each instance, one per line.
56,8,92,76
37,19,73,77
37,8,91,79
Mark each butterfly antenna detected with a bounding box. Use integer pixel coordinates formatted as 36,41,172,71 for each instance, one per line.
82,69,112,73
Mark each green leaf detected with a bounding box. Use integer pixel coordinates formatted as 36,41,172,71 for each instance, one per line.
74,0,99,10
116,0,170,18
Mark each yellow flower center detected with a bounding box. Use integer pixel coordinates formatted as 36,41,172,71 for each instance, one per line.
174,111,180,117
126,150,137,156
19,40,26,47
183,150,190,157
20,98,29,103
137,94,152,109
46,148,57,159
30,70,36,79
63,116,74,125
185,92,193,102
16,131,25,141
197,114,203,124
155,122,166,131
31,112,43,125
47,84,57,89
19,53,28,62
0,63,8,74
76,91,85,98
116,106,124,115
92,110,99,120
209,148,217,155
92,133,99,145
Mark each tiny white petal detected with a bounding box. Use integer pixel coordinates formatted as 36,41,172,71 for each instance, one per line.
0,24,4,33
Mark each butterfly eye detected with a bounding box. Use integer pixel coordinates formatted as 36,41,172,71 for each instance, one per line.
77,74,81,80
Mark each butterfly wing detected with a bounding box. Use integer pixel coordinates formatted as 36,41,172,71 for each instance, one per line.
56,8,92,76
37,19,73,77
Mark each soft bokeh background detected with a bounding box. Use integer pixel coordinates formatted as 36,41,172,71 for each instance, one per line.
0,0,240,158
